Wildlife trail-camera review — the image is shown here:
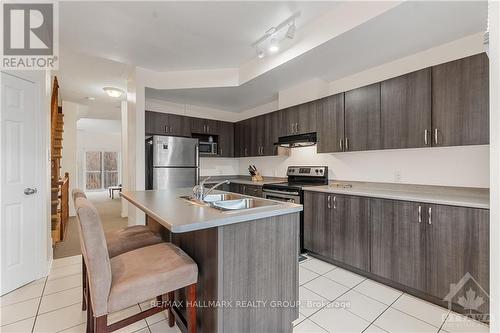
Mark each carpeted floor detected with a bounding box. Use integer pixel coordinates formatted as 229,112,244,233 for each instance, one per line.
53,191,128,259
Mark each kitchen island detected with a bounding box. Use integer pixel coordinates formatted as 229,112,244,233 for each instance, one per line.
122,189,302,333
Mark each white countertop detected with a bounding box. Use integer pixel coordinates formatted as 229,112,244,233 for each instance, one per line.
122,188,303,233
303,181,489,209
204,176,286,186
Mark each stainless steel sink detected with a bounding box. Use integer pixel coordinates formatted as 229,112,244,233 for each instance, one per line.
211,198,277,211
180,194,278,211
202,193,242,203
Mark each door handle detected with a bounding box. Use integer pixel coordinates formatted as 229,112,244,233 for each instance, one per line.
295,123,299,133
333,196,336,209
345,138,349,151
24,188,37,195
327,195,331,209
339,139,343,151
434,129,438,145
418,205,422,223
290,123,294,134
428,207,432,225
424,129,429,145
165,125,169,133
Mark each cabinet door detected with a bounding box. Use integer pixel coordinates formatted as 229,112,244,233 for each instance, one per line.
262,111,279,156
296,101,317,135
381,69,431,149
248,116,264,157
432,53,489,146
333,195,370,270
218,122,234,157
190,117,206,134
244,184,262,198
145,111,168,135
316,94,345,153
303,191,332,258
279,106,299,137
167,114,191,137
426,204,489,312
205,119,220,135
344,83,381,151
229,183,242,194
371,198,427,292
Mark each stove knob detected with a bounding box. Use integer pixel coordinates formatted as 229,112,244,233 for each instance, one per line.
315,169,319,173
320,169,324,173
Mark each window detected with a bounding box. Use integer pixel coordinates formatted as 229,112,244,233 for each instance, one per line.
85,151,120,191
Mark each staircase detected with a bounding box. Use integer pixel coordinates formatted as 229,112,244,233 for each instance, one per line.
50,77,70,244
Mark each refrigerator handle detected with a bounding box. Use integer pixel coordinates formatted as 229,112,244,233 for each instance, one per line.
195,144,200,184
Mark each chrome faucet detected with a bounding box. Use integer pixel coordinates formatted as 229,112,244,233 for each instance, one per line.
193,176,230,201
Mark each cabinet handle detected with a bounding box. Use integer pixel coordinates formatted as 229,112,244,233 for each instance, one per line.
418,205,422,223
207,125,210,133
434,129,438,145
428,207,432,225
244,148,247,156
170,126,173,133
333,196,336,209
295,123,299,133
345,138,349,151
291,123,294,134
327,195,331,209
339,139,343,151
424,129,429,145
220,148,222,156
165,125,169,133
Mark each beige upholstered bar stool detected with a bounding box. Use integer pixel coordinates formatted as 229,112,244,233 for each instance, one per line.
71,189,162,311
74,196,198,333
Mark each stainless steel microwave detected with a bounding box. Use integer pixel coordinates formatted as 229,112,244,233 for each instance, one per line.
199,141,218,155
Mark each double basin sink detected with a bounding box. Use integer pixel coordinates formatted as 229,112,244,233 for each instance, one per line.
181,193,278,212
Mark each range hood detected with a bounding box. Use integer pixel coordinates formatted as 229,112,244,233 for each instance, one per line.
274,132,317,148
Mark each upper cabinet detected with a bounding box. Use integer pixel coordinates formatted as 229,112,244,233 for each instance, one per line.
145,111,190,137
432,53,489,146
190,117,220,135
381,68,432,149
316,94,345,153
344,83,381,152
279,102,317,137
218,121,234,157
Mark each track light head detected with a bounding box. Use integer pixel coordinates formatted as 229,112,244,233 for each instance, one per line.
286,22,296,39
268,37,279,53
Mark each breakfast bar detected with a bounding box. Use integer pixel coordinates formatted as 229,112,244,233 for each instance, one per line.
122,188,303,333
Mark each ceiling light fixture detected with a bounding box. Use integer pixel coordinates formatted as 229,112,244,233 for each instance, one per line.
103,87,125,98
252,12,300,59
268,37,279,53
85,96,95,101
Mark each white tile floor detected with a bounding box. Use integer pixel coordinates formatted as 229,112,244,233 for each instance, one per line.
0,255,179,333
0,254,490,333
294,256,490,333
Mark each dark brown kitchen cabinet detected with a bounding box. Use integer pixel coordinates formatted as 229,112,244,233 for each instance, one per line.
381,69,432,149
304,191,332,258
145,111,190,137
426,204,489,313
432,53,489,147
229,183,262,197
344,83,381,152
279,102,317,137
332,194,370,271
304,192,369,270
262,111,280,156
218,121,234,157
191,117,220,135
249,116,264,157
236,119,251,157
371,198,427,292
316,93,345,153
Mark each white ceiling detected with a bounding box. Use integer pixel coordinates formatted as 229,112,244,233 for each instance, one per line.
59,1,339,71
57,1,487,117
146,1,488,112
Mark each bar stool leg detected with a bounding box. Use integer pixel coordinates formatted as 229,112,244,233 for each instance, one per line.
86,278,94,333
167,291,175,327
82,260,87,311
186,284,196,333
93,315,107,333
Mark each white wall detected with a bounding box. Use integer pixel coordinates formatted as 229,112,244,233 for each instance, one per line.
60,101,80,216
239,145,489,188
76,130,122,191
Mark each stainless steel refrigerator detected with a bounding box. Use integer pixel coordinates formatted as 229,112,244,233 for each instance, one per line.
145,136,199,190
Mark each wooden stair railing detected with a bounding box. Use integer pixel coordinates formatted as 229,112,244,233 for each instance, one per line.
50,76,70,245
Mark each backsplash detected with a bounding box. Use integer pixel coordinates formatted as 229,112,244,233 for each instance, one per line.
234,145,489,188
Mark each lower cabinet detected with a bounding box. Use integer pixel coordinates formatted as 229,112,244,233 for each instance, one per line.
304,192,369,270
229,183,262,197
371,199,427,292
304,191,490,314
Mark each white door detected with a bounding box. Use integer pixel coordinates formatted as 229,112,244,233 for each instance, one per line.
1,72,37,295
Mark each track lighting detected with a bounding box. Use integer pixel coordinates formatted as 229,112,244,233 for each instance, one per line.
252,11,301,59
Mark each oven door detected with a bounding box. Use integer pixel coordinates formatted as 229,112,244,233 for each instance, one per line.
262,189,300,204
